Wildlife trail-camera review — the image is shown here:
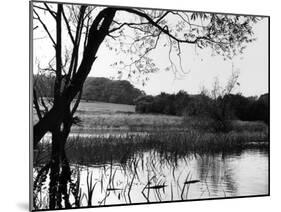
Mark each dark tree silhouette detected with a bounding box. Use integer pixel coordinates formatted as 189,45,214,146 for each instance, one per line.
32,2,260,209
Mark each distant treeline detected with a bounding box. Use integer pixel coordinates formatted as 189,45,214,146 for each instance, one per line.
33,74,269,124
34,74,55,97
34,75,144,105
83,77,144,105
135,91,269,124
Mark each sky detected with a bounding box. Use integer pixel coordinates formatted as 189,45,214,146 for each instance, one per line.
33,3,269,97
90,18,269,97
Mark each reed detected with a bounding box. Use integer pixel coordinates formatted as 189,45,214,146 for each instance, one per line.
35,124,268,166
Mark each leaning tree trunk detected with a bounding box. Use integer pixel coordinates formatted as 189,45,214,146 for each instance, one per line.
49,107,72,209
33,8,117,148
33,8,117,209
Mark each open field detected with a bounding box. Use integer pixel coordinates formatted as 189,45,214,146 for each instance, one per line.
71,101,268,134
33,100,268,136
72,101,183,133
76,101,136,114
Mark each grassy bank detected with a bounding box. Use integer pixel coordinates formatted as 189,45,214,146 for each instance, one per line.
72,113,183,133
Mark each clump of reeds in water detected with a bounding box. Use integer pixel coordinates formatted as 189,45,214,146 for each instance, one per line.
62,128,267,164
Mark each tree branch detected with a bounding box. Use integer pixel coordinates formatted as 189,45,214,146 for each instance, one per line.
53,4,62,103
33,9,56,47
62,6,75,44
109,11,169,34
66,6,87,86
118,8,219,45
109,22,149,33
44,3,57,19
33,4,57,19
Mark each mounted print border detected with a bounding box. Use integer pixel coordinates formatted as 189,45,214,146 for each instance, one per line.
29,0,270,211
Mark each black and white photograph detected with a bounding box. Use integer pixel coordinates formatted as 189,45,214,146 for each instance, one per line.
31,0,269,211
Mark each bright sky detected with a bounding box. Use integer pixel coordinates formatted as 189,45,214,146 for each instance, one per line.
33,3,269,97
91,18,268,97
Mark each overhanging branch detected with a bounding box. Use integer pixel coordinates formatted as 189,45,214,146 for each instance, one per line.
118,8,226,45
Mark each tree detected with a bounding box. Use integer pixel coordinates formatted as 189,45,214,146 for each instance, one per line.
32,2,259,209
200,71,240,132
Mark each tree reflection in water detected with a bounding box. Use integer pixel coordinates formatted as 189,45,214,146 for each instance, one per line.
33,147,268,210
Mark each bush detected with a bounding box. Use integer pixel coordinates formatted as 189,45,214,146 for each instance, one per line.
135,91,191,115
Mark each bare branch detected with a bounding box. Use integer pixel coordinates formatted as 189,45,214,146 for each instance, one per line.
33,5,51,13
155,11,170,23
109,22,149,33
83,7,96,22
66,6,87,84
83,14,91,50
176,42,188,74
62,6,75,44
33,9,56,47
109,11,169,34
168,36,178,76
43,3,57,19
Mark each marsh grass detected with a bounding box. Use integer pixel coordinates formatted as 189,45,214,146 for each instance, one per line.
183,116,268,133
35,119,268,166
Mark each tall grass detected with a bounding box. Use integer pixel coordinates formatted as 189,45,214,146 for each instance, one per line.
35,121,268,166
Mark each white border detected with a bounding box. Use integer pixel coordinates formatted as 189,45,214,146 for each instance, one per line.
1,0,279,212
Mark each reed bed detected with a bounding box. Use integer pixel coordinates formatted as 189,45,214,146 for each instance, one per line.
35,123,268,166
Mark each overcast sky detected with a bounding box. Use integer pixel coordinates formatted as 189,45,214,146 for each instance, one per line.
91,18,268,97
33,4,269,97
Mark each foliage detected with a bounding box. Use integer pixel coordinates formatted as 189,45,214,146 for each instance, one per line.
223,93,269,124
108,10,260,83
135,91,269,127
82,77,144,105
33,75,144,105
135,90,191,115
135,72,268,131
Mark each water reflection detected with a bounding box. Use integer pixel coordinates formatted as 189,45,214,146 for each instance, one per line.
33,148,268,209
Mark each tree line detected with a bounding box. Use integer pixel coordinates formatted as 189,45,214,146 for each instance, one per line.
34,75,144,105
83,77,144,105
35,74,268,125
135,91,269,125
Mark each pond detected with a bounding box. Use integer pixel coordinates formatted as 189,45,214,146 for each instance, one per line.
34,148,268,208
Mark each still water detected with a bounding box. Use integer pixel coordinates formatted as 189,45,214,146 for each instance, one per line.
67,148,268,206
